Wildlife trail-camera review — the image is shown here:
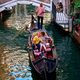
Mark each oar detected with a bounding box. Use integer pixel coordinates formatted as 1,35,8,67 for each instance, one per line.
11,21,31,40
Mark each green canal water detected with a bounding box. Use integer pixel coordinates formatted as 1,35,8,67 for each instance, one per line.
46,23,80,80
0,23,80,80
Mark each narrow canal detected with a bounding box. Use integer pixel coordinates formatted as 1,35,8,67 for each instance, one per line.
0,23,80,80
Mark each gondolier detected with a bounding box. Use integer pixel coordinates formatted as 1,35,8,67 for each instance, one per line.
36,3,45,29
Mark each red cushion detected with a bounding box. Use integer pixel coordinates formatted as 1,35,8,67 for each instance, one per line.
34,50,41,56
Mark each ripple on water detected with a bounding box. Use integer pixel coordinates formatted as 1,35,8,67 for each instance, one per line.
1,45,32,80
9,64,32,80
0,28,32,80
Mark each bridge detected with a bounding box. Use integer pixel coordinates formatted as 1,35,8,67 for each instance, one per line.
0,0,51,12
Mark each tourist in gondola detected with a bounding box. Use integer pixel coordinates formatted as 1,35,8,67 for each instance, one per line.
32,35,42,50
31,31,54,56
36,3,45,29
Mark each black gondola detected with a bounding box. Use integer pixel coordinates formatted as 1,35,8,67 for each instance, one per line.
28,29,58,76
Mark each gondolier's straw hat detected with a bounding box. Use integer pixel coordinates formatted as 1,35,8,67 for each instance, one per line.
33,36,42,44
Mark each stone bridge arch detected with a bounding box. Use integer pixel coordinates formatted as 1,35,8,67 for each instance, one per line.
0,0,52,12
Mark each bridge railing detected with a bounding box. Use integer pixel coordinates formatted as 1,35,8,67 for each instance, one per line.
17,0,51,12
0,0,12,4
0,0,51,12
56,12,72,32
56,12,69,29
0,0,17,12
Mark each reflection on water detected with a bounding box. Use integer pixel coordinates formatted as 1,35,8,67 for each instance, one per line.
0,28,32,80
0,45,9,80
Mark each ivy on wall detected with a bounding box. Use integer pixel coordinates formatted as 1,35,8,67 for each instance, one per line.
74,0,80,9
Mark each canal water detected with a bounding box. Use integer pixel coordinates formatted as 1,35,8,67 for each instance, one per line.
45,23,80,80
0,23,80,80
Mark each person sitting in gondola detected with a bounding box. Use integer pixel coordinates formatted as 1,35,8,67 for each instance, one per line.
40,32,49,44
45,38,51,51
39,38,52,57
32,36,41,50
40,32,53,46
32,33,46,56
44,38,54,58
32,35,43,56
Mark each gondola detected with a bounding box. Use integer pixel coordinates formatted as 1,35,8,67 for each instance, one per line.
28,29,58,75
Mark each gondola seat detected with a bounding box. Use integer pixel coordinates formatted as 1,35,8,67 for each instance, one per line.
45,47,51,52
33,49,41,56
45,47,53,58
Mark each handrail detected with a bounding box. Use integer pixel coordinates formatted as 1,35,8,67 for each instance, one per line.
0,0,17,7
0,0,13,4
0,0,17,12
56,12,69,22
0,0,51,12
56,12,69,28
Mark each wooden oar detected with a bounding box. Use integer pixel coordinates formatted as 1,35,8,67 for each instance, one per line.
11,21,31,40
